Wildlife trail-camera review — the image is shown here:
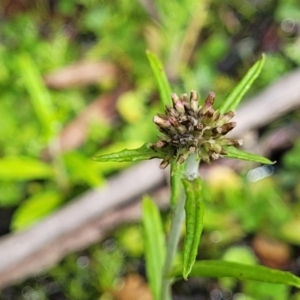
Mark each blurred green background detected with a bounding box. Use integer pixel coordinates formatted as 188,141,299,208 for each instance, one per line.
0,0,300,299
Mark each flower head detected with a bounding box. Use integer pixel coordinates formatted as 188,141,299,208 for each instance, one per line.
150,91,243,169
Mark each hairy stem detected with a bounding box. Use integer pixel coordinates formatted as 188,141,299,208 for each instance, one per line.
160,154,199,300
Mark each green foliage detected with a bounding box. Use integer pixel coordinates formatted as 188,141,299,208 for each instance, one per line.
171,260,300,288
0,157,54,180
64,151,104,187
18,53,57,139
146,50,172,108
11,190,63,230
93,46,297,299
1,0,300,298
93,143,164,163
142,196,166,300
224,146,274,165
182,178,205,279
219,54,266,113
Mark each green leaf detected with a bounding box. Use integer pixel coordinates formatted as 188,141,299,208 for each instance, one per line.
182,177,205,279
142,196,166,300
11,190,63,230
219,54,266,113
146,50,172,108
171,260,300,288
0,156,54,180
64,151,104,187
224,146,275,165
93,143,164,162
18,53,57,139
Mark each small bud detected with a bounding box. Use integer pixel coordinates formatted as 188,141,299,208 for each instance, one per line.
221,122,236,134
177,125,187,134
171,93,185,113
202,108,215,124
187,116,198,126
171,139,180,145
205,92,215,106
223,110,235,122
212,111,220,121
178,115,188,123
156,113,169,121
161,135,171,142
177,153,189,164
211,152,220,160
165,105,179,117
190,90,199,112
189,146,196,153
195,123,203,130
171,93,180,105
204,109,214,118
202,153,210,163
180,93,189,104
212,127,222,134
156,140,166,148
159,159,170,169
237,139,243,146
153,116,171,128
211,143,222,153
168,116,179,127
222,138,243,146
200,92,215,115
184,103,193,115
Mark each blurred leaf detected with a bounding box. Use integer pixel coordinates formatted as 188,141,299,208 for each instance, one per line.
116,91,146,124
0,156,54,180
93,143,164,162
224,146,274,165
244,280,289,300
93,141,144,174
0,181,24,206
172,260,300,288
93,247,124,291
64,151,103,187
223,246,257,265
11,190,62,230
280,219,300,246
219,54,265,113
276,2,300,21
116,225,144,257
18,53,57,139
283,139,300,169
146,50,172,108
142,196,165,300
182,177,205,279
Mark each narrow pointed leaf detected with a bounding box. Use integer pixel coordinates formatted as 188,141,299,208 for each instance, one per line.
11,190,63,230
182,177,205,279
0,157,54,180
146,50,172,108
142,196,166,300
219,54,265,113
93,143,164,162
171,260,300,288
224,146,274,165
18,54,56,139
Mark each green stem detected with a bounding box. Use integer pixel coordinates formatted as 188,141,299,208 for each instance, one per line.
161,189,185,300
160,154,199,300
